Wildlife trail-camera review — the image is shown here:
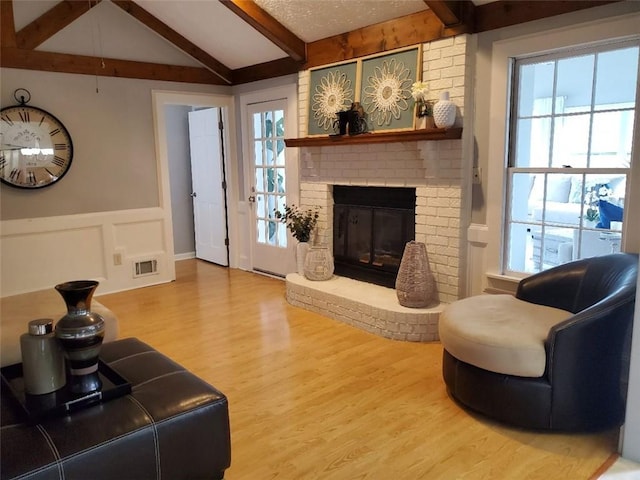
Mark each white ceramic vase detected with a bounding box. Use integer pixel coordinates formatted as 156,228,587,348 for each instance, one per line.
433,92,456,128
296,242,310,276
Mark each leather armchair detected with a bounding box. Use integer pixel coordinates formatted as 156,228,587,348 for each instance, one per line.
442,253,638,431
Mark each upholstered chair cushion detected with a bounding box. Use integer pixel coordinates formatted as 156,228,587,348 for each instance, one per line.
439,294,572,377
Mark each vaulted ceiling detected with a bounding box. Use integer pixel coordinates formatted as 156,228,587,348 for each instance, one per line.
0,0,621,86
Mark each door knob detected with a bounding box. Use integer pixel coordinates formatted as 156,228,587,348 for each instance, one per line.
190,192,197,198
248,195,256,203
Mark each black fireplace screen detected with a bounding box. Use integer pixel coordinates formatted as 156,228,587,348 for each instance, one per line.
333,186,415,288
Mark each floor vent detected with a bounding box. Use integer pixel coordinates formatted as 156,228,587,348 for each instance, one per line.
133,258,158,278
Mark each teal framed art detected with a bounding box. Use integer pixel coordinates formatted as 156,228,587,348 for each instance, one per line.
307,62,358,136
360,47,420,132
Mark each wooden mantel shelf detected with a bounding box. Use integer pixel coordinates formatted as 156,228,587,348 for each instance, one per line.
284,127,462,147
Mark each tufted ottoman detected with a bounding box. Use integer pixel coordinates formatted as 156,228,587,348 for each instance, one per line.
1,338,231,480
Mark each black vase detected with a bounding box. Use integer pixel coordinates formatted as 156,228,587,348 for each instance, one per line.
54,280,105,395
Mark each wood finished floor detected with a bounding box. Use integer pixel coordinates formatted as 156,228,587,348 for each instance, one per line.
98,259,617,480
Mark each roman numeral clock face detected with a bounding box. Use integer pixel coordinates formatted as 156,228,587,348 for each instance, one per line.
0,105,73,189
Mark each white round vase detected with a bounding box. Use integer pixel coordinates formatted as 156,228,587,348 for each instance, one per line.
433,92,456,128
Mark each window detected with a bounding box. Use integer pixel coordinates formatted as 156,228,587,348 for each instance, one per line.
505,41,638,274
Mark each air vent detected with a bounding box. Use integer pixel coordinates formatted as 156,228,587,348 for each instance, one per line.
133,258,158,278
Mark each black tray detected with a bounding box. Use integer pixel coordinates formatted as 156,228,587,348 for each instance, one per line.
1,360,131,423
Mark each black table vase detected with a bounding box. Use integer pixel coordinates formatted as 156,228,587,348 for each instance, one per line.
54,280,105,395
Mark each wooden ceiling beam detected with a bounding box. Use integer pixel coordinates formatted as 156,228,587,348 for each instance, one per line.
1,0,17,47
306,9,466,69
219,0,306,63
0,47,228,85
474,0,622,33
15,1,99,50
233,57,303,85
112,0,233,84
424,1,474,28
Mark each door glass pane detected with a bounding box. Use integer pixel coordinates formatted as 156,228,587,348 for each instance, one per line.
254,141,263,166
255,192,263,217
274,110,284,132
255,167,264,193
266,167,276,193
267,220,277,245
276,139,285,165
265,111,274,137
253,113,262,139
275,167,285,193
595,47,639,111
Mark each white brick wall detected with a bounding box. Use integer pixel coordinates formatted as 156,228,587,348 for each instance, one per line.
295,35,470,304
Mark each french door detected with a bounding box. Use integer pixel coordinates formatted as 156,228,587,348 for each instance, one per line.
247,99,296,276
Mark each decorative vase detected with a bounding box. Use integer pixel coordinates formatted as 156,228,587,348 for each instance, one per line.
395,241,438,308
54,280,105,395
296,242,310,276
433,92,456,128
303,245,334,281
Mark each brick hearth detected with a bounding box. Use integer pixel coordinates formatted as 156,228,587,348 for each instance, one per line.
286,274,442,342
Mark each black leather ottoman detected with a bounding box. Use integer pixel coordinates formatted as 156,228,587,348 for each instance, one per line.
1,337,231,480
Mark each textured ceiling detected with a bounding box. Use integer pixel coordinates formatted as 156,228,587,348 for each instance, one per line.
255,0,428,43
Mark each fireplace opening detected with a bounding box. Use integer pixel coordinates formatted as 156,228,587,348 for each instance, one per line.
333,186,415,288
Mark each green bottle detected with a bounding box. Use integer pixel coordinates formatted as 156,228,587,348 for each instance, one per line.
20,319,66,395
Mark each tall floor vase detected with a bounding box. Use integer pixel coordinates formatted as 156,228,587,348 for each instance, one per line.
395,241,438,308
54,280,105,394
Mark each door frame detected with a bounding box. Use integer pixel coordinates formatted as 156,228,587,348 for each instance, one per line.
152,90,240,271
239,84,299,273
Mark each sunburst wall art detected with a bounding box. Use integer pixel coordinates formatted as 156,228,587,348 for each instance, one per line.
360,47,419,132
308,62,357,136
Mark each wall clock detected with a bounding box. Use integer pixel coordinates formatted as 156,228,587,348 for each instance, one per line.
0,89,73,189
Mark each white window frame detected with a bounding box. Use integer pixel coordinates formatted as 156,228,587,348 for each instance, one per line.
485,13,640,285
504,42,638,275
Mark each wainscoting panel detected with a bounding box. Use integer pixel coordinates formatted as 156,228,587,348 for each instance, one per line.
1,208,175,297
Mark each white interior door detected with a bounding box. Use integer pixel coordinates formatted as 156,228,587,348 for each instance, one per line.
188,108,228,266
247,100,296,275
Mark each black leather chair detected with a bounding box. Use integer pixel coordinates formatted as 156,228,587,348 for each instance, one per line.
442,253,638,431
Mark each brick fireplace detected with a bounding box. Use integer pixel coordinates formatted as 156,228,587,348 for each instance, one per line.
286,36,470,341
296,139,465,305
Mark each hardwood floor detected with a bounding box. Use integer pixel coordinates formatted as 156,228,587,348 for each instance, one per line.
98,259,617,479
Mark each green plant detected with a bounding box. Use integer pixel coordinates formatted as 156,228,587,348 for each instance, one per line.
274,204,319,242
